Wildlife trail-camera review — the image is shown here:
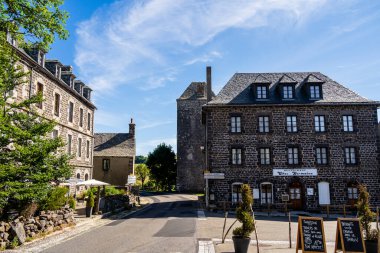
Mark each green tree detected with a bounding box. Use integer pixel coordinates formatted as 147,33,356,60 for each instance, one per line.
146,143,176,191
0,0,71,216
135,155,147,164
233,184,255,238
135,164,150,189
356,184,375,239
0,0,69,50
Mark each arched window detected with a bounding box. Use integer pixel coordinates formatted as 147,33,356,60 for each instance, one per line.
85,174,89,181
76,173,81,179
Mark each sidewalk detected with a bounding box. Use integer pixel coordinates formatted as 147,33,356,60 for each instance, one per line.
6,197,151,252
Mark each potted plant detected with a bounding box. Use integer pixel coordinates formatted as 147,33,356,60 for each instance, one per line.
232,184,255,253
86,190,95,217
356,184,378,253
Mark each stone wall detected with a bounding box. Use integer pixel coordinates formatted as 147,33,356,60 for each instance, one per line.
0,208,75,249
205,104,380,210
177,98,207,192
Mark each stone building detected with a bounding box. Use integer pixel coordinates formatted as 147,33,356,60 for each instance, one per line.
93,119,136,186
8,37,96,189
177,67,214,192
178,69,380,211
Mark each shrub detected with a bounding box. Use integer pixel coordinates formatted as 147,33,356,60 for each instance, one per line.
356,184,375,240
232,184,255,238
39,187,68,211
105,186,124,196
86,190,94,208
68,196,76,209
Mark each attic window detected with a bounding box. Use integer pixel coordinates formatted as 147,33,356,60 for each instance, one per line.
256,85,269,99
310,84,322,99
282,85,294,99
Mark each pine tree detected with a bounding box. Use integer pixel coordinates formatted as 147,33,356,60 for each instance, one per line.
0,35,72,215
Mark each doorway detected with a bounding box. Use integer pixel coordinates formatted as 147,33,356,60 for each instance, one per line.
318,181,330,205
289,181,303,210
260,182,273,205
232,183,243,204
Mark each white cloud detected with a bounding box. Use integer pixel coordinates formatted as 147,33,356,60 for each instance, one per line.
185,51,222,66
75,0,329,92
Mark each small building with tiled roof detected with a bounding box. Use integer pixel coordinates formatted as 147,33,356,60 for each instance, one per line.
93,119,136,186
177,68,380,210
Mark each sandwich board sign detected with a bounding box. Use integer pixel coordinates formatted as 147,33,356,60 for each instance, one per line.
296,216,327,253
334,218,365,253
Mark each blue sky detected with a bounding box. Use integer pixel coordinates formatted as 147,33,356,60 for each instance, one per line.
47,0,380,156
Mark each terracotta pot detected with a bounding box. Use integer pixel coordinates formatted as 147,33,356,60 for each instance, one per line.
365,240,378,253
232,236,251,253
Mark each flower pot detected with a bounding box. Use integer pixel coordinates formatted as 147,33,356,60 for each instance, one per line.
85,206,93,217
365,240,378,253
232,236,251,253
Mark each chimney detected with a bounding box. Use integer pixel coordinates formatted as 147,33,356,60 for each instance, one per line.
129,118,135,137
206,66,212,102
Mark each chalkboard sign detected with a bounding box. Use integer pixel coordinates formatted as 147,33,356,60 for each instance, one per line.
334,218,365,253
296,216,326,253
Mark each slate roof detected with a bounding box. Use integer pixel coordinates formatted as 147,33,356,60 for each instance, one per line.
94,133,135,157
178,82,216,100
208,72,379,105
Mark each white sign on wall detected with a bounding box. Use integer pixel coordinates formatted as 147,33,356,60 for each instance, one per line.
273,168,317,177
127,175,136,185
307,188,314,196
253,188,260,199
204,173,225,179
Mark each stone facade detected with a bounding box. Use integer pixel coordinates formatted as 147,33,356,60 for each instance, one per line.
10,41,96,190
178,70,380,210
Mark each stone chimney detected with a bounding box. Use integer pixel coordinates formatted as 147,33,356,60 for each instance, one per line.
206,66,212,102
129,118,135,137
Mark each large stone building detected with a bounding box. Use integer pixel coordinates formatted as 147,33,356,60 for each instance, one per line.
93,119,136,186
178,68,380,211
8,37,96,187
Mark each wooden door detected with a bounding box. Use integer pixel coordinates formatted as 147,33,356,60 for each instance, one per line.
290,182,302,210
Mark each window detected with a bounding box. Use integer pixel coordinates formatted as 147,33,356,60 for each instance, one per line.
232,183,243,204
232,148,242,165
68,102,74,123
259,148,271,165
231,116,241,133
79,108,83,127
283,85,294,99
87,113,91,131
316,147,328,165
343,115,354,132
54,93,60,116
85,174,89,181
36,83,43,108
76,173,81,179
258,116,270,133
310,85,321,99
288,147,299,165
86,140,90,158
256,85,268,99
314,115,325,132
344,147,357,165
67,134,72,155
78,138,82,157
52,129,59,139
286,116,297,132
261,183,273,204
347,187,358,200
103,159,110,171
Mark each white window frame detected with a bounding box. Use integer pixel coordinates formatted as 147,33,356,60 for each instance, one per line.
232,182,243,204
232,148,242,165
343,115,354,132
231,116,241,133
259,148,270,165
344,147,357,164
314,115,325,132
286,116,297,132
258,116,270,133
310,85,321,99
260,182,273,205
256,85,268,99
283,85,294,99
288,147,299,165
316,147,328,165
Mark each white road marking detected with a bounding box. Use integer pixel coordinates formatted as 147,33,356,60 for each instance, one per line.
198,240,215,253
197,210,207,220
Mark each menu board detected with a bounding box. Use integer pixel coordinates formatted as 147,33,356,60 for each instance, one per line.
335,218,365,253
297,216,326,253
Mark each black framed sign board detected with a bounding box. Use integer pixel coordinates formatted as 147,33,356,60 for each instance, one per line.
334,218,365,253
296,216,327,253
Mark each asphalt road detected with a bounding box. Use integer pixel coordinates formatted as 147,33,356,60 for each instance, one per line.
42,193,200,253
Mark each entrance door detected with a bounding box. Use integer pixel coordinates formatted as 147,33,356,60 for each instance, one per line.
232,183,242,204
318,182,330,205
260,183,273,205
289,182,302,210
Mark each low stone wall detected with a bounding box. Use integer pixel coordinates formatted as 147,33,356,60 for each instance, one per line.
0,207,75,249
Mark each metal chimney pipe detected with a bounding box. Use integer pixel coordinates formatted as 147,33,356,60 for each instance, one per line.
206,66,212,102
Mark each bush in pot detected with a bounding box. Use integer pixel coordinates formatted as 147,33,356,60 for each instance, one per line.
232,184,255,253
86,190,95,217
356,184,378,253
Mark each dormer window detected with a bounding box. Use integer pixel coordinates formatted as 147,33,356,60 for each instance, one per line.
310,85,321,99
256,85,268,99
283,85,294,99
